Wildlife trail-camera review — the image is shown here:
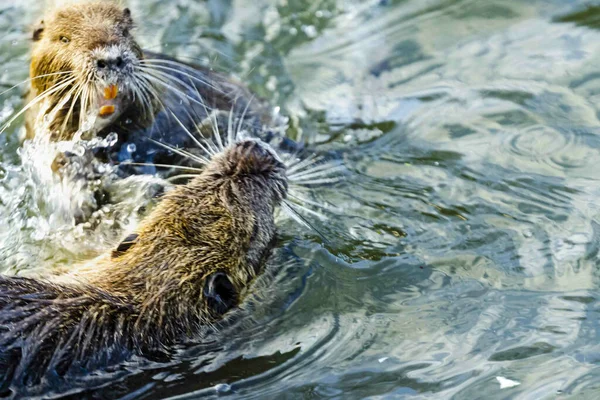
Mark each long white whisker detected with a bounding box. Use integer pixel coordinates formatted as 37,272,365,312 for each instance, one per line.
284,199,328,221
287,191,331,210
288,164,346,181
140,59,222,92
168,110,216,156
227,103,236,145
235,95,255,140
119,162,204,172
289,177,343,185
286,155,324,174
140,62,219,93
133,75,154,113
0,77,77,134
280,202,328,241
148,138,210,165
61,80,85,133
139,66,199,94
179,74,223,152
0,71,73,97
167,174,198,182
137,72,209,105
211,112,224,151
287,157,338,173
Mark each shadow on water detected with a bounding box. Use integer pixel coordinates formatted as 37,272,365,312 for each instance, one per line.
555,5,600,30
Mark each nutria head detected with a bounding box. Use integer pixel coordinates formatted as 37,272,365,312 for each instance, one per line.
29,1,145,139
79,138,288,321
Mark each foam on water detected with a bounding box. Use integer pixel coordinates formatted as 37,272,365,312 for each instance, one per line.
0,130,168,275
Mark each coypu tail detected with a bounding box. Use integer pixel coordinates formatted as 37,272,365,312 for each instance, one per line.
0,276,136,391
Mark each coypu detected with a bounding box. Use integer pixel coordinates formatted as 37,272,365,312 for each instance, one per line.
0,125,341,395
0,137,288,394
13,0,276,171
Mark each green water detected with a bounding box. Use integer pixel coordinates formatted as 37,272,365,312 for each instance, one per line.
4,0,600,398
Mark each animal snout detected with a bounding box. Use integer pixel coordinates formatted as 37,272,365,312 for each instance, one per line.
96,56,125,70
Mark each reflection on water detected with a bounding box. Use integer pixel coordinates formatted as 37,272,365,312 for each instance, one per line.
3,0,600,398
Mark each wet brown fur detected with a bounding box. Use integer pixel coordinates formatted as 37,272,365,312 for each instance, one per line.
26,1,144,140
25,0,266,144
0,139,287,393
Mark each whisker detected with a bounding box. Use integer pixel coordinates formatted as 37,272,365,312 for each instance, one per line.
166,174,198,182
281,202,328,241
61,80,84,134
140,62,219,94
168,110,216,157
227,103,236,145
286,155,324,174
288,164,346,181
0,71,73,97
235,95,255,141
140,59,222,93
0,77,77,134
137,76,164,121
119,162,205,173
289,177,343,185
287,190,332,210
210,111,224,152
148,138,210,165
136,67,208,108
285,199,328,221
180,75,222,153
181,75,225,153
137,65,209,103
138,65,199,94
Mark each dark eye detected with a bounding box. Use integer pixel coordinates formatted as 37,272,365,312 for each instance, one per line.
60,36,70,44
123,28,129,36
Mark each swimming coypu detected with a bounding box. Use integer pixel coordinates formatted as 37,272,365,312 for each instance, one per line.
15,0,276,170
0,137,289,394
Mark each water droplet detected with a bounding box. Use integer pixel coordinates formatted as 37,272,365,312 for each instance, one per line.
214,383,231,393
266,76,277,91
125,118,132,124
302,25,317,38
105,132,119,147
72,144,85,157
127,143,137,153
496,376,520,389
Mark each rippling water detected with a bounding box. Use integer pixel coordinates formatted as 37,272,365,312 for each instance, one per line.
4,0,600,398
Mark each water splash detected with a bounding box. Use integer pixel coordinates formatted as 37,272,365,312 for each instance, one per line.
0,132,169,275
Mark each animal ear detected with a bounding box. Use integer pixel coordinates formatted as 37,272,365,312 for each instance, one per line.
203,272,238,316
111,233,139,258
123,7,133,23
32,20,44,41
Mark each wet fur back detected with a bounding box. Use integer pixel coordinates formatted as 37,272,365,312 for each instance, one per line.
0,139,288,395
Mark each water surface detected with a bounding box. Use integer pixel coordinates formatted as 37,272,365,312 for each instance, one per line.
3,0,600,398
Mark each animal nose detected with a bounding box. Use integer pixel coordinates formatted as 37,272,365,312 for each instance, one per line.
96,56,125,70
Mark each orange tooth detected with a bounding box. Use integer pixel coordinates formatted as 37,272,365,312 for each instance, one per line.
99,105,115,116
104,85,118,100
